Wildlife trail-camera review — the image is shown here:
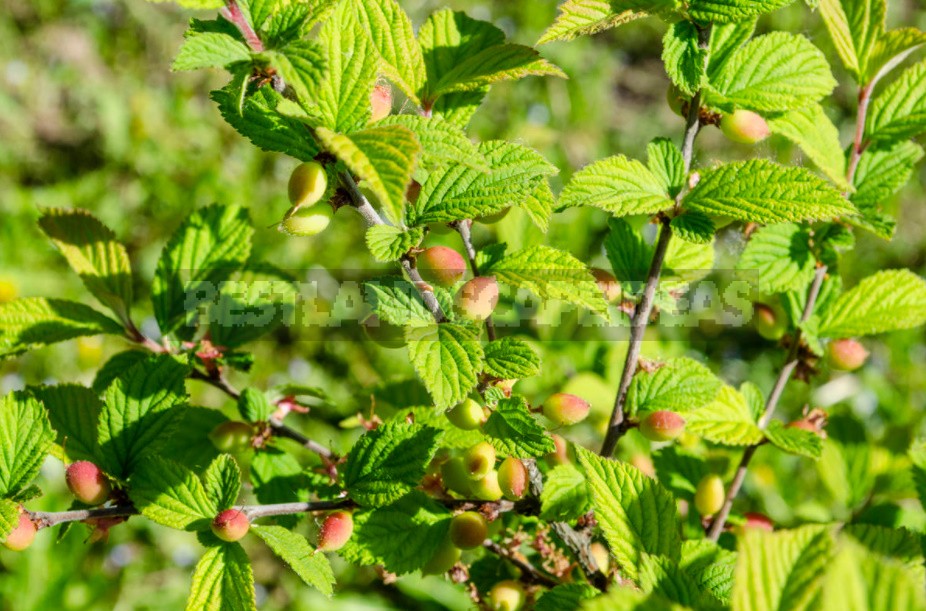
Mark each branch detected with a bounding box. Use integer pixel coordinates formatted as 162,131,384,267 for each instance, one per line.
845,83,872,187
269,419,336,459
706,264,827,540
220,0,264,53
484,540,560,588
238,499,354,520
452,220,496,340
30,505,139,529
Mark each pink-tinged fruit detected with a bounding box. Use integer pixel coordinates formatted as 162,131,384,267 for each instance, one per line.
2,513,36,551
317,511,353,551
211,509,250,543
546,434,569,466
639,410,686,442
694,475,725,516
455,276,499,321
497,457,528,501
370,84,392,122
743,512,774,532
543,393,590,426
470,469,504,501
418,246,467,287
753,303,787,341
287,161,328,208
488,580,526,611
66,461,112,506
449,511,488,550
827,338,869,371
591,268,621,302
446,398,486,430
720,109,770,144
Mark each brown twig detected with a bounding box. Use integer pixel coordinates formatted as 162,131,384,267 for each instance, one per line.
484,540,560,588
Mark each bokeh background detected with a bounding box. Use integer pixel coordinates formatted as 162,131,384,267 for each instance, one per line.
1,0,925,608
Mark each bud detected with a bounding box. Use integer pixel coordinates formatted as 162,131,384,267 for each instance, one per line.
542,393,590,426
590,541,610,574
694,474,725,516
211,509,250,543
449,511,488,550
464,442,496,480
418,246,467,287
209,421,254,454
455,276,499,321
639,411,686,442
470,469,504,501
497,457,528,501
65,461,112,506
422,538,461,575
545,434,569,466
280,206,332,237
753,303,787,341
720,109,770,144
370,84,392,122
591,268,621,302
287,161,328,208
317,511,354,551
446,398,486,430
441,457,473,496
488,580,526,611
2,512,36,551
827,338,869,371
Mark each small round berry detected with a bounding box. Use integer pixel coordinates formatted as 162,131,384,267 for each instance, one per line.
463,442,496,480
441,457,474,496
422,539,461,575
743,512,774,531
590,541,610,574
209,421,254,454
287,161,328,208
418,246,467,287
455,277,499,321
317,511,354,551
2,513,36,551
545,434,570,466
694,475,725,516
639,411,686,442
449,511,488,550
211,509,250,543
542,393,590,426
361,314,405,349
497,457,528,501
280,206,332,237
370,84,392,122
65,461,112,506
446,398,486,430
720,109,770,144
753,303,787,341
827,338,869,371
488,580,526,611
470,469,504,502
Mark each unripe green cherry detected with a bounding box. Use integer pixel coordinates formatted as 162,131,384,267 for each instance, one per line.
288,161,328,208
280,205,332,237
449,511,488,549
694,475,725,516
464,442,496,480
591,268,621,302
542,393,590,426
446,398,486,430
418,246,467,287
753,303,787,341
470,469,504,501
590,541,610,574
370,84,392,122
639,410,686,442
211,509,250,542
720,109,770,144
497,457,528,501
441,457,474,496
455,276,499,321
317,511,354,551
666,84,687,117
209,421,254,454
422,538,461,575
361,314,405,349
827,338,869,371
488,580,526,611
65,461,112,506
2,513,36,551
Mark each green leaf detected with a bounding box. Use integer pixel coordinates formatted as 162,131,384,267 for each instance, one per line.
206,267,297,348
625,357,723,419
0,297,122,358
405,323,484,409
430,43,565,97
670,212,714,244
38,208,134,325
537,0,642,45
340,491,451,575
817,416,873,509
412,140,556,225
251,525,335,596
685,160,854,224
685,384,764,446
535,584,599,611
159,407,226,473
152,204,253,337
737,223,817,294
818,269,926,337
540,464,591,521
639,553,710,607
482,337,541,379
663,21,706,97
689,0,794,23
867,28,926,84
522,180,556,233
266,40,326,105
481,245,609,316
264,3,319,48
576,447,681,581
484,396,555,458
129,455,216,531
0,500,19,542
559,154,673,215
767,104,849,189
680,539,737,604
818,0,884,81
250,449,308,521
92,350,150,394
604,218,652,291
910,439,926,512
764,421,823,459
173,31,252,71
365,278,435,326
843,524,926,582
378,114,487,171
849,141,922,238
203,454,241,510
0,392,54,498
316,125,419,226
866,60,926,145
647,138,685,198
365,226,423,263
98,354,190,479
186,543,256,611
350,0,425,104
237,388,274,422
731,526,834,611
706,32,835,112
31,384,102,463
708,20,755,79
316,2,377,133
343,421,442,507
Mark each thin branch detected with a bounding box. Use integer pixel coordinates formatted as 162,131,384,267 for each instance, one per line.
238,499,355,520
30,505,139,529
845,83,872,187
707,265,827,540
189,367,241,400
269,419,335,459
453,220,496,340
484,540,560,588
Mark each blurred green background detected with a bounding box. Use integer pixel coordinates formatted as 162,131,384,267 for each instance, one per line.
1,0,925,608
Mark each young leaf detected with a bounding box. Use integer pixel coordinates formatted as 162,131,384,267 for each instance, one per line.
266,40,327,105
689,0,794,23
252,526,335,596
540,464,591,521
429,43,565,97
186,543,256,611
365,225,424,263
625,358,723,419
670,212,715,244
173,31,252,71
640,553,713,608
766,104,849,189
0,298,123,358
31,384,102,464
867,28,926,84
482,337,541,379
203,454,241,510
604,218,652,292
559,154,674,215
647,138,685,198
818,269,926,337
707,20,756,79
849,141,923,238
662,21,706,97
206,267,297,348
315,125,419,226
365,278,436,326
537,0,642,45
764,421,823,459
237,388,274,423
522,180,555,233
343,421,442,507
484,396,556,458
576,447,681,581
680,539,737,605
866,60,926,145
378,114,487,171
152,204,253,338
818,0,885,82
129,455,216,531
736,223,817,294
350,0,425,104
405,323,484,409
684,160,854,224
685,385,764,446
0,392,54,499
820,537,926,611
842,524,926,581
